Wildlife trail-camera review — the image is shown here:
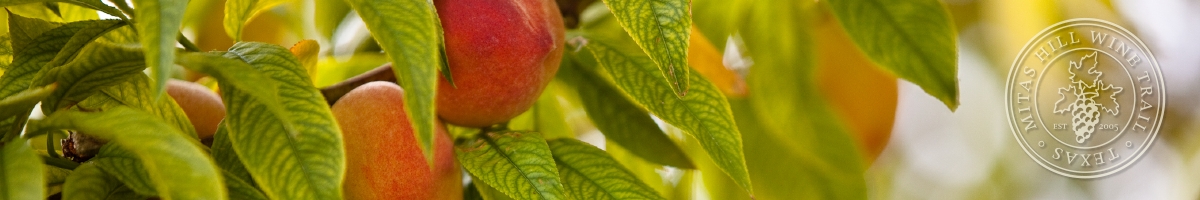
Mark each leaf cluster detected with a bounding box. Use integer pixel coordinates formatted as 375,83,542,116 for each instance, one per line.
0,0,959,199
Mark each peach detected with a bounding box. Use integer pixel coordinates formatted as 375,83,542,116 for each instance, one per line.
166,79,225,143
332,81,461,200
433,0,566,127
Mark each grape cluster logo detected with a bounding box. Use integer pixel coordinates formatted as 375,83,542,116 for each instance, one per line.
1006,19,1165,178
1054,51,1123,144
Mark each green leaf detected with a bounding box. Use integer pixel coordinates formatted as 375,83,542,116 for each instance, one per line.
532,83,574,139
0,0,126,20
509,81,573,139
97,26,137,44
467,180,514,200
343,0,441,164
0,19,128,124
547,138,665,200
210,121,254,187
37,41,146,113
16,20,131,115
6,3,61,22
313,0,350,40
464,182,483,200
223,0,288,41
211,121,267,200
90,147,158,196
58,3,100,21
729,100,867,200
26,107,225,200
558,62,692,169
825,0,959,110
6,13,61,51
44,20,127,69
456,131,568,200
222,170,268,200
0,35,12,70
4,19,130,119
2,138,44,200
602,140,679,197
578,33,751,193
216,42,346,200
174,52,289,124
691,1,868,198
44,165,72,187
61,162,148,200
599,0,691,97
73,74,197,140
0,15,68,139
132,0,188,97
0,83,55,119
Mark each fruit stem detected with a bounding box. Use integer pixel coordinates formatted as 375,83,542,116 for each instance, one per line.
45,131,61,158
555,0,599,28
43,156,79,170
178,33,202,52
479,122,509,134
319,64,396,105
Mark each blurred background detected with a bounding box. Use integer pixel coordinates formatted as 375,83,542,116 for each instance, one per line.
155,0,1200,199
872,0,1200,199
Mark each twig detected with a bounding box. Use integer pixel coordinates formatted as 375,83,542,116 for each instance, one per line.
177,33,201,52
43,156,79,170
318,64,396,105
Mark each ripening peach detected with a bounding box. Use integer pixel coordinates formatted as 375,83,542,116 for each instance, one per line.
332,81,461,200
166,80,225,144
433,0,566,127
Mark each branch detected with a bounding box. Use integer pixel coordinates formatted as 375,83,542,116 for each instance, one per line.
318,64,396,105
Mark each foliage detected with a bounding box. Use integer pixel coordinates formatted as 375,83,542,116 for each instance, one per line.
0,0,958,199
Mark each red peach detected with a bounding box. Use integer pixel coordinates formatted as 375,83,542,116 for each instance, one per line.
433,0,566,127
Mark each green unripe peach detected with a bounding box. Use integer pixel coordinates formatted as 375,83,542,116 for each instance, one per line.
433,0,566,127
332,81,461,200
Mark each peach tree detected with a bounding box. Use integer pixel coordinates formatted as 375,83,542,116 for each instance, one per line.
0,0,960,199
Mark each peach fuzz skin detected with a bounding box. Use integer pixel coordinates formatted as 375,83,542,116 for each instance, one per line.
433,0,566,127
332,81,462,200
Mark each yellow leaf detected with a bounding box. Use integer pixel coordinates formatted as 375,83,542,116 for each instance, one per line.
289,40,320,82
